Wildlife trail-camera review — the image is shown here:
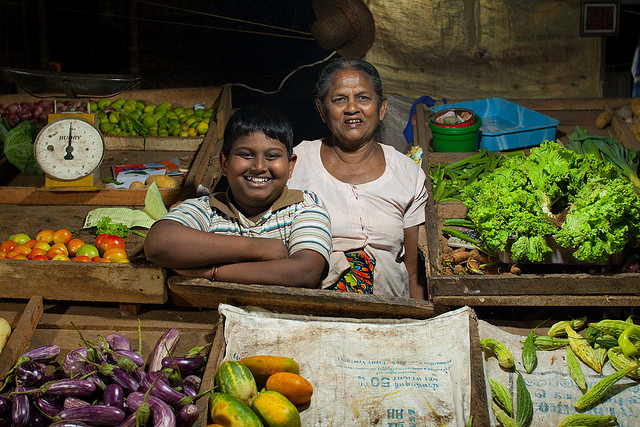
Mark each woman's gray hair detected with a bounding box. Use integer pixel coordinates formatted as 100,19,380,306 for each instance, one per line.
314,57,384,103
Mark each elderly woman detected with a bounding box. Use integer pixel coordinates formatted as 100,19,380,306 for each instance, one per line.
287,57,428,298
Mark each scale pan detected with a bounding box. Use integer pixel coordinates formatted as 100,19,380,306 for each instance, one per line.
1,67,141,98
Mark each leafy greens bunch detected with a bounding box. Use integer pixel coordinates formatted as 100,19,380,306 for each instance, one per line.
461,141,640,263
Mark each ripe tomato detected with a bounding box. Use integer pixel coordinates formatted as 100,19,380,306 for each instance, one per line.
71,255,92,262
46,247,66,259
50,243,69,256
51,253,70,261
0,240,16,253
13,245,32,257
11,255,28,260
24,240,37,248
35,229,55,244
28,248,47,260
92,256,111,262
5,251,19,259
76,244,100,259
67,238,86,257
96,234,126,256
32,241,51,252
103,247,128,262
52,229,73,245
0,252,6,259
31,255,49,261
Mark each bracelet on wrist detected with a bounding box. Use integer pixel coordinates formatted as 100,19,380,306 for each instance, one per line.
210,266,218,281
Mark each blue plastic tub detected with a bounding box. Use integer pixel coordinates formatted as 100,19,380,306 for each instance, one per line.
430,98,560,151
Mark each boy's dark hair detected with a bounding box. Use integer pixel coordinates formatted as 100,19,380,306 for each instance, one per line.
222,105,294,158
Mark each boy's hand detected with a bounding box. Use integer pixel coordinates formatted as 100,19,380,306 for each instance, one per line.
253,238,289,261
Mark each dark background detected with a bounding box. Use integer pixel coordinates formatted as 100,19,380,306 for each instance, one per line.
1,0,640,142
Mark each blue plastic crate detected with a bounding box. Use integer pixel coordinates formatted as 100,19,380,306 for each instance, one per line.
430,97,560,151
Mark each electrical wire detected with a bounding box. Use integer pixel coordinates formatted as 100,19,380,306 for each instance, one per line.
132,0,311,36
227,51,337,95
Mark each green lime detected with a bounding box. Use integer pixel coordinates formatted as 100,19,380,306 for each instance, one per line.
142,115,156,128
173,106,185,115
157,117,168,126
196,121,209,135
108,112,120,124
158,129,169,136
111,98,125,109
135,100,146,110
158,102,172,110
143,104,156,114
97,99,111,110
100,122,115,133
194,109,204,118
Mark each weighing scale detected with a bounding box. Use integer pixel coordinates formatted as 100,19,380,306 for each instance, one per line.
1,67,141,191
34,107,104,190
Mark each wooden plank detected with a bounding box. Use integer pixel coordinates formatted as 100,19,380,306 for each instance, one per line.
197,319,225,427
168,278,441,319
0,185,183,206
0,296,43,376
429,274,640,296
0,259,167,304
431,294,640,307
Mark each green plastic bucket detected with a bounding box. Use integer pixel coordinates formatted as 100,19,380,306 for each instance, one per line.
429,114,482,152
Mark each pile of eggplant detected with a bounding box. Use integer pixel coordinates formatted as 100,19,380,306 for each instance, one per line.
0,327,210,426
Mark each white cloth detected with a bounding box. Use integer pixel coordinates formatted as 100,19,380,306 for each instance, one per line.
288,140,428,297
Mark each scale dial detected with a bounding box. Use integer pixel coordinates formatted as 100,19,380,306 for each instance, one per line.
34,117,104,181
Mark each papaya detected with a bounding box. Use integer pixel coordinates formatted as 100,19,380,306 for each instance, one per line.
209,392,263,427
251,390,301,427
239,355,300,384
265,372,313,405
215,360,258,406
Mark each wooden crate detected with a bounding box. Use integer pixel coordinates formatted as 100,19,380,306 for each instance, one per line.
415,98,640,307
0,86,231,206
0,205,165,312
168,277,441,320
0,296,220,427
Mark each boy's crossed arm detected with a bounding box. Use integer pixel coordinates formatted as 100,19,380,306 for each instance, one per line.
144,219,327,288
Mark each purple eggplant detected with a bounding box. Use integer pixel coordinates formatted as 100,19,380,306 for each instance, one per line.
29,409,48,427
176,403,198,427
116,413,138,427
126,392,176,427
104,333,132,351
102,383,125,410
0,395,9,415
147,328,180,373
50,421,98,427
12,386,30,426
102,365,140,393
63,396,91,410
15,360,46,387
54,405,126,426
182,385,196,398
34,395,64,417
132,368,146,382
182,375,201,392
23,378,97,397
115,350,145,368
63,347,90,377
160,356,205,375
141,371,191,407
20,344,60,364
81,364,107,391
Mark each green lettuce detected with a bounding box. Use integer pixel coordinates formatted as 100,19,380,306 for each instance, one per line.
3,120,43,174
461,140,640,263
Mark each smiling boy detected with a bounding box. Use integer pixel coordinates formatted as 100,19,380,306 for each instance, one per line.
144,106,331,287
